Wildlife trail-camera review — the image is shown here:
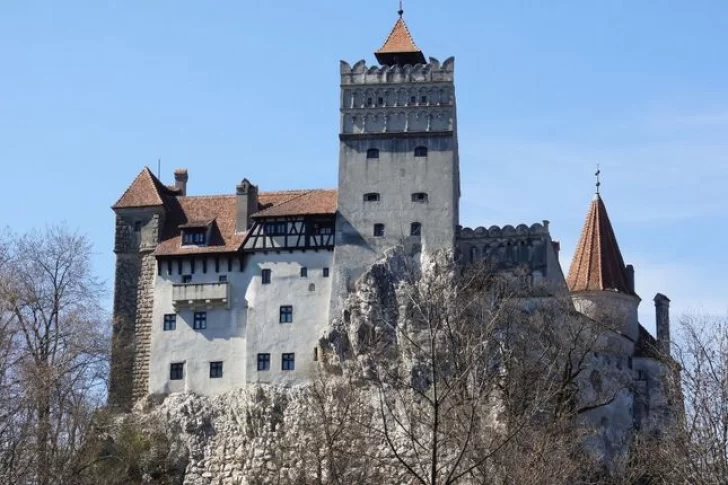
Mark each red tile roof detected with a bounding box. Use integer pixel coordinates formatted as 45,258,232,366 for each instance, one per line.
376,17,422,54
112,167,177,209
566,194,634,295
252,189,338,218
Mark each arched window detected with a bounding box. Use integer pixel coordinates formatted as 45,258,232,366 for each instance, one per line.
414,146,428,157
410,222,422,237
366,148,379,159
363,193,380,202
411,192,428,203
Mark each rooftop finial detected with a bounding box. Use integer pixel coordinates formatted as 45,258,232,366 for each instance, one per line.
595,163,601,195
398,0,404,17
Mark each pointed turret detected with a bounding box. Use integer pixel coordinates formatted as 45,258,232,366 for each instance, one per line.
567,193,634,295
375,7,426,66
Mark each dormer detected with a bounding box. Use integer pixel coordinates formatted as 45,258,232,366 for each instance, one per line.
180,219,214,247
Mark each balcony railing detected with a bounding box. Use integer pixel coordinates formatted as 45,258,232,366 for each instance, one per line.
172,282,230,309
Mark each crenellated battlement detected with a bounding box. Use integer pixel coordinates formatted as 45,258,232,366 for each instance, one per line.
456,221,551,239
341,56,454,85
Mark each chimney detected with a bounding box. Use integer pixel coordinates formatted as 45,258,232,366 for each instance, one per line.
551,240,561,262
174,168,189,196
654,293,671,356
236,178,259,233
625,264,635,294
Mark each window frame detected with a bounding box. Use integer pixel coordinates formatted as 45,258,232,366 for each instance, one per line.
282,353,295,371
193,311,207,330
182,229,207,246
279,305,293,323
163,314,177,331
414,146,428,157
412,192,428,203
410,222,422,237
261,268,272,285
257,353,271,371
373,223,385,238
209,361,223,379
366,148,380,159
363,193,380,202
170,362,184,381
322,267,330,278
218,274,228,283
263,221,287,236
300,267,308,278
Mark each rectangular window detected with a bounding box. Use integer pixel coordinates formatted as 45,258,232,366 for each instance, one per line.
182,230,206,245
209,361,223,378
282,353,295,371
193,312,207,330
218,275,228,283
261,269,272,285
170,363,184,381
300,267,308,277
263,221,287,235
314,347,318,362
410,222,422,237
279,305,293,323
182,274,192,284
312,222,334,235
323,267,330,277
257,353,271,371
163,314,176,331
373,224,385,237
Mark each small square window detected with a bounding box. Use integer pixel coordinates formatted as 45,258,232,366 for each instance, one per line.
300,267,308,278
209,361,223,379
261,269,271,285
163,314,176,331
373,224,385,238
366,148,380,159
282,353,295,371
170,363,184,381
218,275,228,283
193,312,207,330
410,222,422,237
323,267,330,278
364,193,380,202
182,275,192,284
412,192,428,202
280,305,293,323
257,353,270,371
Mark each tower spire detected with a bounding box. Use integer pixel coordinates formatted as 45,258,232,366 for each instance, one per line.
595,163,601,195
375,3,426,66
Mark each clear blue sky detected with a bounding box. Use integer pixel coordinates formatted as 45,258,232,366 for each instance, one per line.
1,1,726,331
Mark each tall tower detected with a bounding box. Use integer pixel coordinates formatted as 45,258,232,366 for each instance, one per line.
330,8,460,313
567,186,640,342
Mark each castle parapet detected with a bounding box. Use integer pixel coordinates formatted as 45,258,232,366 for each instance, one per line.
340,57,454,85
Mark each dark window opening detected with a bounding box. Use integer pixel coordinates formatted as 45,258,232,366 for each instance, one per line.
263,221,287,235
300,267,308,277
410,95,417,105
182,229,206,245
410,222,422,237
261,269,272,285
363,193,380,202
280,305,293,323
373,224,385,238
133,221,142,232
202,258,207,273
414,146,428,157
190,258,195,274
178,260,183,275
257,353,270,371
218,275,228,283
209,361,223,378
167,260,173,276
312,222,334,235
282,353,295,371
170,363,184,381
314,347,319,362
367,97,373,106
378,97,384,105
420,95,427,104
323,267,330,277
163,314,176,331
193,312,207,330
182,274,192,284
412,192,428,203
215,257,220,273
366,148,379,159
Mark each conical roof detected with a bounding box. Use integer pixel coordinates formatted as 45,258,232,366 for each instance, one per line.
113,167,175,209
375,13,426,66
567,194,634,295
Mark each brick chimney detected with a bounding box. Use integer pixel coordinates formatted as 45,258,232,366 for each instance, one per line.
654,293,671,356
625,264,635,294
174,168,189,196
236,178,259,233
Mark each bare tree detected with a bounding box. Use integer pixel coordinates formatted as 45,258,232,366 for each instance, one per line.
0,226,108,485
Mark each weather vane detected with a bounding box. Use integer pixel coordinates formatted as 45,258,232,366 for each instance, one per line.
595,164,601,195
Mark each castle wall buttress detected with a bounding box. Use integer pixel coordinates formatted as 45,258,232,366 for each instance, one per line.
108,210,163,410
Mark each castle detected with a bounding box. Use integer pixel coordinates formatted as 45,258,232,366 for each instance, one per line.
109,9,673,436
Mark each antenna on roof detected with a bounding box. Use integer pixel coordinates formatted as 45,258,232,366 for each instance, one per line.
398,0,404,17
158,158,161,179
595,163,601,195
